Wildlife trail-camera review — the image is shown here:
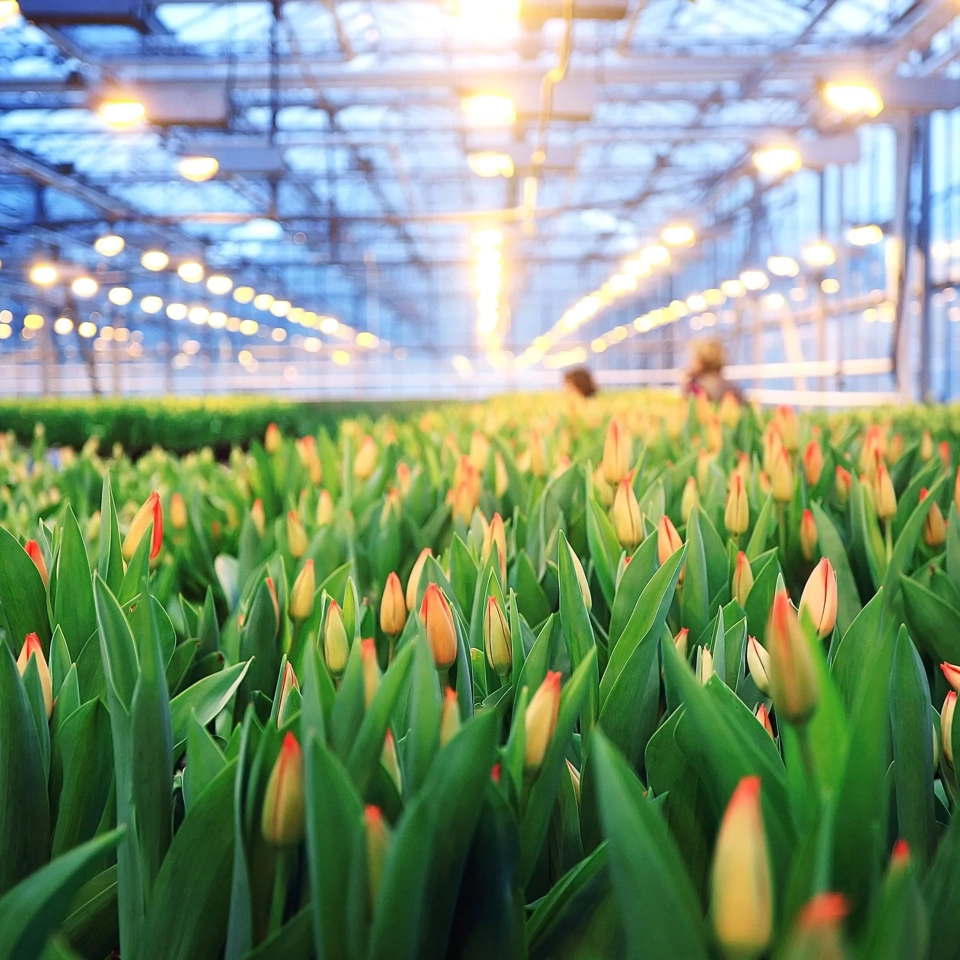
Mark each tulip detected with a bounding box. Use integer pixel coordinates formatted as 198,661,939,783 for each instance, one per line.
420,583,458,671
361,639,381,708
265,576,280,626
286,510,308,558
782,893,849,960
919,488,946,548
613,477,643,547
757,470,772,498
941,691,956,767
941,662,960,692
890,839,910,871
724,474,749,536
767,590,819,725
939,440,951,472
732,551,754,606
771,449,795,503
287,559,315,622
834,466,851,507
657,514,684,571
734,452,751,483
484,595,512,677
277,662,299,726
593,464,614,507
774,405,799,452
17,632,52,718
24,539,47,586
170,492,188,530
529,430,547,478
264,422,281,454
697,647,714,685
802,440,823,488
553,455,571,479
494,453,509,498
524,670,562,773
382,730,401,793
696,449,712,491
323,601,350,678
719,391,741,429
920,429,934,462
754,703,774,738
711,776,773,957
380,572,406,636
681,476,699,524
380,488,401,527
251,498,266,537
602,419,631,484
354,435,377,480
799,508,818,561
122,490,163,562
566,758,582,806
312,489,332,527
875,464,897,521
706,415,723,454
452,478,478,524
889,432,904,464
956,465,960,516
566,541,592,610
261,733,305,846
468,430,490,470
440,687,461,746
674,627,689,661
746,635,771,695
365,805,391,908
405,547,432,611
482,513,507,581
396,462,412,498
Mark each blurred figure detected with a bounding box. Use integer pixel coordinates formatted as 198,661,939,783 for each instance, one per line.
684,339,743,404
563,367,598,398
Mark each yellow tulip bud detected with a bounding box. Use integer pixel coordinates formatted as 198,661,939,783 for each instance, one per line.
524,670,561,773
724,474,750,535
481,512,507,581
323,601,350,678
170,492,188,531
657,514,684,572
361,639,381,708
875,464,897,520
122,490,163,562
483,595,512,677
799,508,818,562
602,419,631,484
697,647,714,685
754,703,774,738
405,547,432,612
681,476,699,524
382,730,402,793
316,490,334,526
286,510,308,558
612,477,643,547
264,422,282,454
354,435,378,480
920,488,946,549
798,558,838,639
941,691,955,767
771,450,795,503
380,571,407,636
566,541,592,611
289,559,315,622
746,635,771,695
802,440,824,487
251,498,265,537
277,662,299,727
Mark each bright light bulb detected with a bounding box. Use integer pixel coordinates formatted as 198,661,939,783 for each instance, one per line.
24,313,44,330
640,244,671,267
78,321,97,338
270,299,291,317
99,99,145,128
802,241,836,268
623,257,651,278
208,311,227,328
767,255,800,277
847,224,884,246
253,293,275,311
752,146,802,176
239,319,259,336
356,331,380,348
661,224,695,247
821,278,840,293
764,293,786,309
472,228,503,249
29,264,58,286
188,306,209,325
332,349,350,366
178,261,205,283
178,156,219,182
319,316,340,334
608,273,637,296
0,2,21,29
686,293,707,312
206,274,233,295
238,349,253,365
823,82,883,117
166,302,188,321
141,250,169,271
108,286,133,305
271,327,286,342
739,270,769,291
140,295,163,314
591,338,606,353
721,279,746,298
467,151,515,178
462,94,516,126
72,276,99,298
233,285,255,304
704,288,725,306
94,234,125,257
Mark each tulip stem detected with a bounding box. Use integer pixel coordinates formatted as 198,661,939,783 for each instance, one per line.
777,504,787,566
269,849,292,934
884,519,893,564
289,622,303,664
796,724,819,803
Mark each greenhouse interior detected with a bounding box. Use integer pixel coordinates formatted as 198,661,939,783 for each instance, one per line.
3,2,960,959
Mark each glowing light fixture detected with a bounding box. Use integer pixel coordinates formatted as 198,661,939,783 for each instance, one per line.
54,316,74,335
607,273,637,296
108,286,133,306
356,331,380,349
140,295,163,314
233,285,255,304
206,274,233,295
72,276,99,298
178,261,205,283
238,349,253,365
640,244,671,267
764,293,786,309
271,328,286,342
704,288,725,306
94,234,125,257
752,146,802,176
686,293,707,312
462,94,516,126
721,279,746,298
29,264,58,286
141,250,169,271
332,349,350,366
254,293,275,311
319,316,340,334
208,311,227,328
239,319,259,336
468,151,515,178
847,224,884,246
472,228,503,249
304,337,321,353
24,313,44,330
166,302,188,321
591,338,606,353
0,324,10,340
188,306,209,325
739,269,769,291
821,278,840,293
802,241,836,267
823,82,883,117
767,255,800,277
0,2,21,29
178,156,219,182
99,99,146,128
270,299,291,317
661,224,696,247
623,257,651,277
301,311,317,327
78,321,97,338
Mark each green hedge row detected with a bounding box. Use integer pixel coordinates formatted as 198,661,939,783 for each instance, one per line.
0,397,430,456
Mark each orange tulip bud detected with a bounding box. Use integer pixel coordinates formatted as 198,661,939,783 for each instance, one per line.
405,547,432,612
875,464,897,520
956,465,960,517
365,805,391,908
286,510,308,558
277,662,299,726
920,429,934,463
938,441,951,473
783,893,849,960
264,422,282,454
919,488,947,548
710,776,773,956
835,466,851,507
361,638,381,708
696,448,712,490
747,635,771,695
754,703,774,738
380,572,406,636
354,435,378,480
482,513,507,581
674,627,689,661
602,419,631,484
170,492,188,531
316,489,334,526
771,449,795,503
732,551,754,606
942,691,956,767
440,686,461,746
483,595,512,677
323,601,350,678
724,473,750,535
524,670,561,772
24,539,47,587
681,476,699,524
17,632,52,718
613,477,643,547
420,583,458,671
767,590,819,725
774,404,799,452
261,733,305,846
396,461,412,498
940,662,960,692
801,440,823,488
657,514,684,569
799,508,818,561
122,490,163,562
251,498,266,537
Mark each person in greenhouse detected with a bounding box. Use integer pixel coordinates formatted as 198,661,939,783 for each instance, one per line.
563,366,598,398
684,338,743,404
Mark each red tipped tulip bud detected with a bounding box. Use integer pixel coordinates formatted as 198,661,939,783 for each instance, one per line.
920,488,946,548
354,435,377,480
261,733,305,846
277,662,299,727
835,466,851,507
264,422,281,454
732,551,754,606
767,590,820,725
420,583,458,671
361,639,381,708
941,691,956,767
289,559,315,622
380,572,406,636
482,512,508,581
286,510,307,558
483,595,512,677
771,449,795,503
602,419,631,484
875,464,897,520
170,492,188,531
774,404,799,452
405,547,432,611
323,601,350,678
938,440,951,472
891,839,910,871
25,540,47,586
955,465,960,516
382,730,402,793
440,687,461,746
711,776,773,957
747,635,771,695
681,476,699,524
754,703,774,738
673,627,689,661
802,440,824,487
799,558,838,639
17,632,52,718
940,662,960,692
524,670,562,773
122,490,163,562
799,508,818,561
724,473,750,535
657,515,684,575
783,893,849,960
365,805,391,908
264,576,280,627
613,477,643,547
251,498,266,537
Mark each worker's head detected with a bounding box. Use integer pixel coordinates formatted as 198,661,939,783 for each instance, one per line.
689,338,726,376
563,367,598,398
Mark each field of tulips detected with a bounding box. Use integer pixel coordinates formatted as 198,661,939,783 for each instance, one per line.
2,391,960,960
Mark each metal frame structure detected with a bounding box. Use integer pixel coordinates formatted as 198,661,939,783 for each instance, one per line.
0,0,958,401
